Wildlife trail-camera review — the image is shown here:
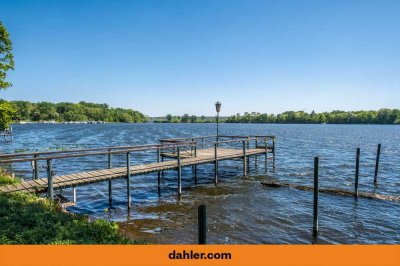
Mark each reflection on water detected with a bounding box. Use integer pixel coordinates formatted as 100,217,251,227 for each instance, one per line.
1,123,399,243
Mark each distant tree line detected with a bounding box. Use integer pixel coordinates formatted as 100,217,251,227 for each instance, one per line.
1,100,148,124
226,109,400,124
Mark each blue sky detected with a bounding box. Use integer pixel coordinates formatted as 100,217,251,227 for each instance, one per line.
0,0,399,116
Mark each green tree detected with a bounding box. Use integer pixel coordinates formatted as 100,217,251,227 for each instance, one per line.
0,101,16,130
0,21,14,90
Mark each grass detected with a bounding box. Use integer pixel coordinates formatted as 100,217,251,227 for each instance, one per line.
0,168,20,185
0,168,139,244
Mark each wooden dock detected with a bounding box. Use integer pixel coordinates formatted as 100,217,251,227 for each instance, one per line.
0,135,275,206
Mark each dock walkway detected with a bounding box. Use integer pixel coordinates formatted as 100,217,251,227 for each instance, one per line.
0,135,275,205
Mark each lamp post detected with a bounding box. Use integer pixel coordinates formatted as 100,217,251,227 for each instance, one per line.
215,101,221,142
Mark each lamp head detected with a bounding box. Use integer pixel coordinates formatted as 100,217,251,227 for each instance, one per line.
215,101,222,113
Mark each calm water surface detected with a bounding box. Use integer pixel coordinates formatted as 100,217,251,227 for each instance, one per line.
1,123,399,243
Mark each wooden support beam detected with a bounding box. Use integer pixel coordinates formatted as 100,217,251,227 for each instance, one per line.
214,143,218,185
127,152,131,209
108,150,112,205
177,147,182,196
355,148,360,197
157,148,161,195
46,159,53,200
313,157,319,236
198,205,207,244
243,141,247,177
374,144,381,184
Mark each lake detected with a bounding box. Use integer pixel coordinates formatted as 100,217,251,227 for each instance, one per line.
1,123,399,243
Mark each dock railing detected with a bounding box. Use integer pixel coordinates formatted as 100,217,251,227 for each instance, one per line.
0,135,276,199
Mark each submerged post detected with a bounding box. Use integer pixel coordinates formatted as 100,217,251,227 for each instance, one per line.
242,140,247,177
214,143,218,185
46,159,54,200
355,148,360,197
264,137,268,173
198,205,207,244
127,152,131,209
273,137,276,169
177,147,182,196
34,155,39,180
108,149,112,205
255,138,258,169
313,157,319,236
374,144,381,184
157,148,161,194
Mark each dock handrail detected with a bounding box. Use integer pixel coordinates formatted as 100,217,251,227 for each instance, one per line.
0,142,197,163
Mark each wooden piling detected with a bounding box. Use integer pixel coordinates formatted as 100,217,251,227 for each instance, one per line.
264,137,268,173
177,147,182,196
108,150,112,205
194,145,198,185
273,137,276,169
214,143,218,185
247,138,250,173
313,157,319,235
46,159,53,200
374,144,381,184
72,186,76,203
242,140,247,177
355,148,360,197
157,148,161,194
34,155,39,180
198,205,207,244
126,152,131,209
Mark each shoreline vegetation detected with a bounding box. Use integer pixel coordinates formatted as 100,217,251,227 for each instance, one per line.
0,169,140,244
154,109,400,124
1,99,399,127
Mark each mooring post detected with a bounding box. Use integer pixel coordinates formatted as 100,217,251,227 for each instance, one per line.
374,144,381,184
255,138,258,169
355,148,360,197
177,147,182,196
108,149,112,205
313,157,319,236
273,137,276,169
157,148,161,195
194,144,198,185
33,155,39,180
198,205,207,244
126,152,131,209
46,159,54,200
214,143,218,185
72,186,77,203
242,140,247,177
247,137,250,173
264,137,268,173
